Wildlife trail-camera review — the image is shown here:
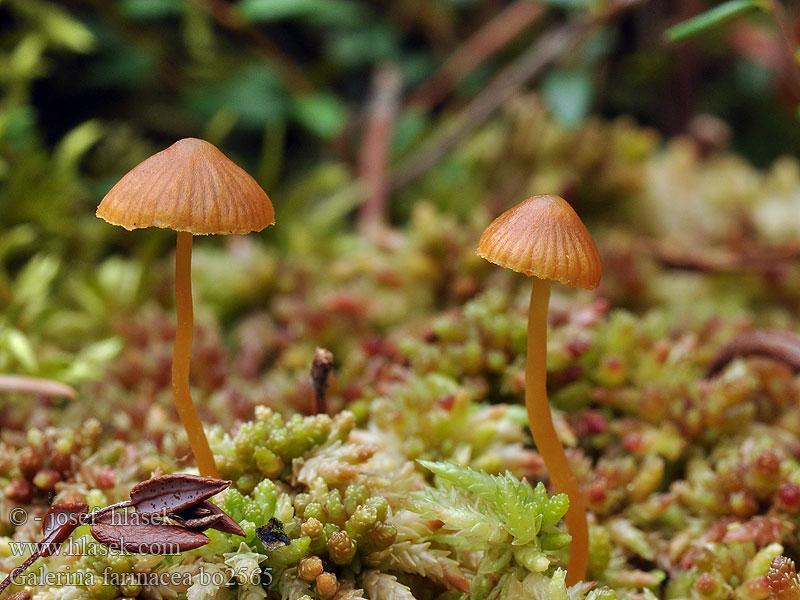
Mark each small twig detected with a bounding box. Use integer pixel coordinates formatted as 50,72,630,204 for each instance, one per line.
0,375,77,400
357,65,403,234
390,0,640,191
0,551,41,595
646,241,738,273
646,238,800,273
408,0,547,109
706,329,800,378
310,348,334,415
391,22,575,190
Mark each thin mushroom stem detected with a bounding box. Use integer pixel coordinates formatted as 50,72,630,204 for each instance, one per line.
173,231,219,478
526,277,588,585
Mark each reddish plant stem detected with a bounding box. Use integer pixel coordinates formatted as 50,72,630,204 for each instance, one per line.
408,0,546,110
391,0,641,191
391,21,575,191
0,552,41,595
357,65,402,233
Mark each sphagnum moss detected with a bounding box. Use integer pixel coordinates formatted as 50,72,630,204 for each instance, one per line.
7,114,800,600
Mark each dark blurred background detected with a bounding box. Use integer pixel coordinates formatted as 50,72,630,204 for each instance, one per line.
1,0,799,242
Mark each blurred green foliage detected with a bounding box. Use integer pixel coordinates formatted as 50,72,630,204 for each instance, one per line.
665,0,766,42
0,0,797,310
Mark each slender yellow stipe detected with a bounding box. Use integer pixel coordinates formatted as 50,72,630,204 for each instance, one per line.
526,277,588,585
172,231,219,478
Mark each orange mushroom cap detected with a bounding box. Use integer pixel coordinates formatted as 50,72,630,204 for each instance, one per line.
97,138,274,235
477,194,602,290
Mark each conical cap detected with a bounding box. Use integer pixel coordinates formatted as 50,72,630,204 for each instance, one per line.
476,195,602,289
97,138,274,235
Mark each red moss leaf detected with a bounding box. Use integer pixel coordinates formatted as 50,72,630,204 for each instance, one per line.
723,516,791,546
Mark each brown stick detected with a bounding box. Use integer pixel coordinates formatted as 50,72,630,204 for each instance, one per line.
0,375,77,400
408,0,546,110
357,65,403,233
0,551,40,595
390,0,640,191
646,238,800,274
310,348,334,415
706,329,800,378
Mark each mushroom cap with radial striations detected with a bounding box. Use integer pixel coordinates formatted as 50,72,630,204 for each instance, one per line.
476,194,602,290
96,138,274,235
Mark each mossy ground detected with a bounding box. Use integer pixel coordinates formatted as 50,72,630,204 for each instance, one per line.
3,105,800,600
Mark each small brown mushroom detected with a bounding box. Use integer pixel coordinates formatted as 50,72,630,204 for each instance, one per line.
477,194,602,585
97,138,274,477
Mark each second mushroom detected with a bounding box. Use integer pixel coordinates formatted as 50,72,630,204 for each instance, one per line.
97,138,275,477
477,194,602,585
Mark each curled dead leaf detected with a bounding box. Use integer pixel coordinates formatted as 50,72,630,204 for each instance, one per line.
90,523,210,554
175,500,245,537
130,473,230,515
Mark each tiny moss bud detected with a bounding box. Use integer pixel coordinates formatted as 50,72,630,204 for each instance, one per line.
323,523,339,540
304,502,324,522
254,447,283,478
120,582,142,597
294,493,313,516
297,556,324,582
367,522,397,551
301,517,324,539
5,479,33,503
345,505,377,544
327,531,357,565
326,490,347,527
32,468,60,492
315,572,338,600
17,447,42,479
365,496,389,521
695,573,718,597
267,429,292,461
236,473,260,495
344,484,368,515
